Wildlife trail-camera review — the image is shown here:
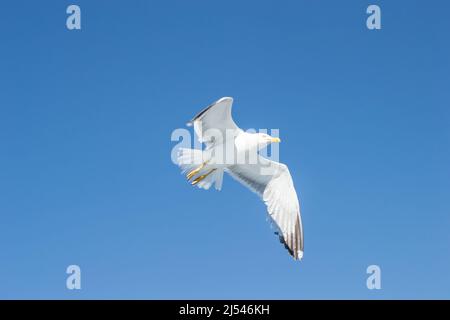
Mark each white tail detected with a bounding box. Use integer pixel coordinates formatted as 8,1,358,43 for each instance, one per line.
177,148,224,190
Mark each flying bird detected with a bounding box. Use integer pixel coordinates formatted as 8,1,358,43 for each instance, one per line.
176,97,304,260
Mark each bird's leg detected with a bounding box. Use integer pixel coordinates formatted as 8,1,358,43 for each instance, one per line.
186,161,208,181
191,169,216,186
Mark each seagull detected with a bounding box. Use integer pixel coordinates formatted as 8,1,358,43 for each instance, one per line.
176,97,304,260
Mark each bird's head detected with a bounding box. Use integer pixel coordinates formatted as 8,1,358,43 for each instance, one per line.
255,133,281,150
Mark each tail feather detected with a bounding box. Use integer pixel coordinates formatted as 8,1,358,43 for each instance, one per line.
177,148,204,174
214,169,224,190
176,148,223,191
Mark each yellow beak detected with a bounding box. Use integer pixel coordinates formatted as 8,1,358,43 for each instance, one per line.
271,137,281,143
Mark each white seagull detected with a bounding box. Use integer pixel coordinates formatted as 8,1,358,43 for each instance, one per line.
176,97,304,260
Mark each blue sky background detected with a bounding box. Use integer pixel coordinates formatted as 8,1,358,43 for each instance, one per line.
0,0,449,299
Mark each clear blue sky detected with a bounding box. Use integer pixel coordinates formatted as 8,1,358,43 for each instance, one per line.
0,0,449,299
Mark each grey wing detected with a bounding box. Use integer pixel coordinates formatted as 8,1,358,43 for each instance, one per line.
188,97,240,147
227,157,304,260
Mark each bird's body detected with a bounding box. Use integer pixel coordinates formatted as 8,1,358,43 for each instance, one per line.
176,97,304,260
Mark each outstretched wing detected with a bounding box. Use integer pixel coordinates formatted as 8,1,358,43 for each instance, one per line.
227,157,304,260
188,97,240,147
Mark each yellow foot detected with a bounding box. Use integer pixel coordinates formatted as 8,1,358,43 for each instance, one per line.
186,161,207,181
191,169,216,186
